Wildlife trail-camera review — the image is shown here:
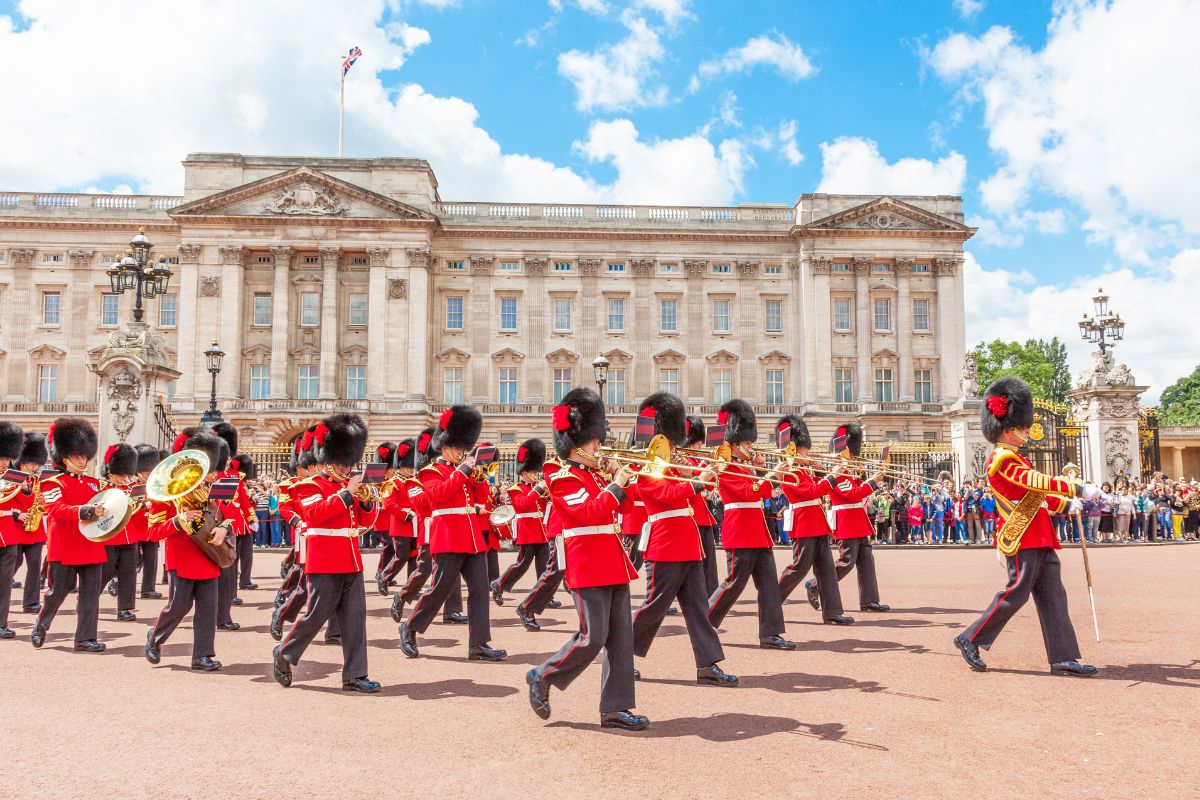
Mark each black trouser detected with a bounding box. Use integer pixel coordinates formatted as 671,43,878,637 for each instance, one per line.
407,551,490,649
376,532,394,577
237,535,254,588
138,541,159,595
520,538,563,615
497,542,549,593
535,584,636,713
397,545,463,614
698,525,718,596
17,542,42,608
380,535,417,584
707,547,786,640
963,548,1082,664
778,536,845,619
151,573,216,659
0,545,18,627
276,568,342,638
279,572,368,682
834,538,881,606
101,543,138,612
487,549,500,583
37,561,102,642
623,536,643,573
217,562,236,625
632,559,724,668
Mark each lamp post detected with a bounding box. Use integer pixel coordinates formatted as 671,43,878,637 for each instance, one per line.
200,339,225,427
1077,287,1126,355
592,353,611,442
105,227,173,323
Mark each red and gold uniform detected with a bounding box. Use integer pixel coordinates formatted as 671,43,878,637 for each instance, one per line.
776,452,849,621
493,468,550,597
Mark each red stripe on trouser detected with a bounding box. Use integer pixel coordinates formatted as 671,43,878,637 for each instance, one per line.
708,557,739,615
632,561,656,625
969,551,1020,644
278,574,316,653
543,597,588,679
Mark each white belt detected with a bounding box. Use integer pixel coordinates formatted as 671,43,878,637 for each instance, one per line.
647,508,693,523
431,507,472,517
306,528,358,538
633,501,645,508
831,504,866,512
561,524,616,539
513,512,541,520
783,501,824,531
723,502,763,511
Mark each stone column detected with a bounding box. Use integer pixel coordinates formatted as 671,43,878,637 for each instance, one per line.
853,256,873,403
1171,446,1185,479
63,249,95,401
88,324,181,456
811,257,832,403
317,246,340,400
579,258,601,385
948,399,988,483
936,256,965,405
526,257,549,401
895,257,914,401
404,247,432,404
384,259,410,401
789,255,806,405
366,246,390,400
4,249,35,400
269,246,293,399
683,259,707,403
469,256,493,403
1067,351,1147,482
217,245,245,400
736,260,761,400
173,244,201,407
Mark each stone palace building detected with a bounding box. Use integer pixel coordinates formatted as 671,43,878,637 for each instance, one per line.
0,152,974,449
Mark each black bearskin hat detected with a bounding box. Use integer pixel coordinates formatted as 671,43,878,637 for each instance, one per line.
434,405,482,452
183,431,230,475
637,392,686,447
834,422,863,457
552,388,607,460
49,417,98,467
719,399,757,445
776,415,812,449
296,426,319,470
232,453,256,480
172,426,201,454
211,422,239,456
516,438,547,473
101,443,139,478
394,438,417,470
134,443,162,475
316,413,368,468
19,433,48,469
684,415,705,446
0,421,24,462
981,376,1035,445
415,427,439,469
375,442,398,466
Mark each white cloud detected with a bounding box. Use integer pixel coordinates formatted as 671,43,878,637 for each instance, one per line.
577,0,610,13
557,14,668,112
407,0,459,8
928,1,1200,263
816,137,966,196
969,208,1068,247
692,31,815,91
953,0,984,20
964,250,1200,403
386,22,431,53
776,120,803,166
632,0,693,26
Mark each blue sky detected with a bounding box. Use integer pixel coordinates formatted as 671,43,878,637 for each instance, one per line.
1,0,1196,399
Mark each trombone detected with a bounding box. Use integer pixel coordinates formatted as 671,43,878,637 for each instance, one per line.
598,435,716,486
672,442,792,486
755,443,946,489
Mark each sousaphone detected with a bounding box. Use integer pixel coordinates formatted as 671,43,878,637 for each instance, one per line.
147,449,235,568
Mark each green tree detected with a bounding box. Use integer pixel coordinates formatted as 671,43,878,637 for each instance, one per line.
971,337,1072,402
1159,365,1200,425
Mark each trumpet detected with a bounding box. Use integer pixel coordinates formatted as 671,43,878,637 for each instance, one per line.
599,435,716,486
471,460,500,483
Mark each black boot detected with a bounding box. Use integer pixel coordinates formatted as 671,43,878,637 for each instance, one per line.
390,593,404,623
272,646,292,687
953,634,987,672
804,579,821,610
145,629,161,664
490,579,504,606
191,656,222,671
696,663,738,687
526,668,550,719
468,643,507,661
343,677,381,693
1050,660,1098,677
517,606,540,632
399,621,419,658
600,710,649,731
443,611,468,624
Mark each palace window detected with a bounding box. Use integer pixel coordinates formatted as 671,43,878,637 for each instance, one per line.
43,253,63,264
607,263,625,273
300,292,320,327
874,298,892,332
765,369,784,404
101,294,119,326
446,296,464,331
608,368,626,405
661,263,678,273
553,262,572,272
304,255,320,265
297,365,319,400
765,299,783,333
257,255,273,264
500,261,519,271
713,264,730,274
42,292,61,325
553,298,572,332
833,298,852,332
913,299,931,332
443,367,463,403
37,365,57,403
253,293,272,326
158,294,177,327
764,265,782,275
552,368,572,403
712,369,732,404
874,368,894,402
350,256,368,266
250,366,270,400
447,260,465,271
499,297,517,332
873,262,890,272
915,369,933,403
835,368,854,403
660,299,678,332
713,300,730,333
346,366,367,400
913,263,929,273
832,262,851,272
348,293,368,327
659,368,679,396
607,298,625,331
498,367,518,405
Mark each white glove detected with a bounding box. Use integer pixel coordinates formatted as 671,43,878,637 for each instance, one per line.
1079,483,1101,500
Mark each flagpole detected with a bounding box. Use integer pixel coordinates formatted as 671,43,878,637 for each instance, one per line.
338,67,345,157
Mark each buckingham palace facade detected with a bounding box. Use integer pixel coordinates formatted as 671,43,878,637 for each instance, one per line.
0,152,974,447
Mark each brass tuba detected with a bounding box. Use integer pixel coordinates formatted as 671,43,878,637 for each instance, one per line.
147,449,234,568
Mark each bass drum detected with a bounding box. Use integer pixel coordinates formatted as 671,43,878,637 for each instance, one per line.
80,488,135,542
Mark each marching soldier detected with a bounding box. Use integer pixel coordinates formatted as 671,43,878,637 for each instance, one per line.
526,388,647,730
774,416,854,624
827,423,890,613
210,423,252,622
377,439,419,595
144,430,230,672
230,451,258,593
955,377,1100,677
683,415,719,595
274,413,381,692
706,400,795,650
10,434,49,616
98,444,144,622
0,422,26,640
32,417,106,652
372,442,399,590
400,405,506,662
134,444,164,601
491,439,550,604
630,392,737,687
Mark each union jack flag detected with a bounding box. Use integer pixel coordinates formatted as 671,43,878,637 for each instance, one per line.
342,46,362,77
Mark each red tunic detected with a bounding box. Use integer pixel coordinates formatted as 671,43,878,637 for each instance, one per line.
715,462,773,550
684,455,716,526
547,461,635,589
827,474,878,541
396,477,427,544
637,466,706,563
421,460,485,555
618,481,646,541
146,499,223,581
42,472,106,566
276,477,305,558
779,467,835,538
987,444,1077,551
0,479,42,547
220,469,254,537
102,481,148,546
289,472,378,574
507,481,548,545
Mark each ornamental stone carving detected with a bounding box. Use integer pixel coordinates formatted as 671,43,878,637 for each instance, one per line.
971,442,990,479
811,256,833,275
578,258,601,276
318,246,341,268
68,249,94,268
200,276,221,297
630,258,655,277
524,256,547,274
263,182,347,216
933,256,962,277
893,256,914,275
404,247,432,270
470,256,494,275
960,353,979,398
736,260,761,277
1076,350,1138,390
856,212,916,230
9,248,35,266
852,256,873,275
1099,396,1139,417
108,322,169,362
177,243,202,263
106,365,142,442
270,245,295,267
788,259,801,277
218,245,245,266
388,279,408,299
683,259,707,276
366,247,389,267
1104,428,1133,478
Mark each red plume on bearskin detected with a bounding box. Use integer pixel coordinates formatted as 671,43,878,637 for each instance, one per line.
551,404,571,432
684,415,705,446
394,439,415,470
173,432,189,453
981,376,1034,445
552,388,607,460
104,445,119,464
718,399,757,444
101,443,138,478
415,426,438,469
439,408,454,431
986,395,1009,419
433,405,482,451
637,392,685,446
516,438,546,473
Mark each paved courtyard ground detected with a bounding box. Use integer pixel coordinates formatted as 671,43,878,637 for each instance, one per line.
2,544,1196,799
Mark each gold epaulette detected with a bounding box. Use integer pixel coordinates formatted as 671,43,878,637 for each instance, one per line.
40,473,64,488
147,509,169,525
418,464,442,478
547,464,576,483
987,445,1020,477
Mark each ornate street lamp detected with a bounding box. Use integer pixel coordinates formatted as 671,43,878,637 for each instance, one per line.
592,353,610,402
200,339,225,426
107,227,174,323
1077,287,1126,355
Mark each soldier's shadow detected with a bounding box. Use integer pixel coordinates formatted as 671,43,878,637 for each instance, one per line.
790,637,932,656
990,661,1200,689
548,713,888,749
291,678,519,699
